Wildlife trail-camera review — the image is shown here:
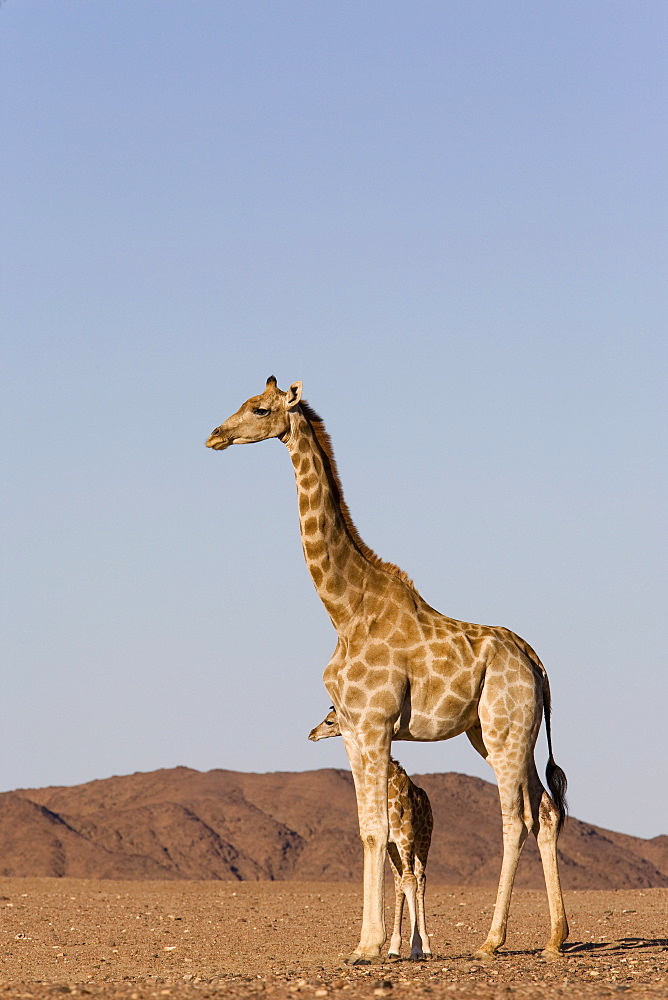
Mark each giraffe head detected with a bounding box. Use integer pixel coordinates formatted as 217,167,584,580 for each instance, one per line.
308,708,341,742
206,376,302,450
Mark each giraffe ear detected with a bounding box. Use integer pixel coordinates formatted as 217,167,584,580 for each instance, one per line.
286,381,302,409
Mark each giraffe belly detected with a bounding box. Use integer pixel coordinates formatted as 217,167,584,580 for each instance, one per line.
393,707,475,742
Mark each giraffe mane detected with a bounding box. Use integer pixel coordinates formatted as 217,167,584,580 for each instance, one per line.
299,400,416,591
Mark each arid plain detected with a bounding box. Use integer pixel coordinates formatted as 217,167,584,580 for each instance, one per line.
1,880,666,1000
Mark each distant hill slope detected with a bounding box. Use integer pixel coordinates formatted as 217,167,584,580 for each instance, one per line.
3,766,665,888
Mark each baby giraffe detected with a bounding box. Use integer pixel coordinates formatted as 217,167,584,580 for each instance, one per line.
309,709,433,960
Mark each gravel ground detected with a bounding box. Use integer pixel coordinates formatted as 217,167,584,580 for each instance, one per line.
0,879,666,1000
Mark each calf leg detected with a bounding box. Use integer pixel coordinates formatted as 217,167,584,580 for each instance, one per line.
386,844,404,958
414,857,432,957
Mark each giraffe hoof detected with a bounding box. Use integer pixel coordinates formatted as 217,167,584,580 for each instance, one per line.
344,953,383,966
387,952,401,962
540,946,566,962
472,949,496,963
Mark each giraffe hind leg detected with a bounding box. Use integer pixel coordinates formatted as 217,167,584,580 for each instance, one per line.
530,771,569,957
473,760,568,960
474,801,529,959
471,744,532,960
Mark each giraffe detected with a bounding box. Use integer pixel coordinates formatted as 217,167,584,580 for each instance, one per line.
309,707,433,960
206,376,569,964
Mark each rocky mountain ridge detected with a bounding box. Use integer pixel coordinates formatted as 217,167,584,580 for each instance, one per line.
2,766,665,888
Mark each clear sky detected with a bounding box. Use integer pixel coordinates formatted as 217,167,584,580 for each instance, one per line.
2,2,666,840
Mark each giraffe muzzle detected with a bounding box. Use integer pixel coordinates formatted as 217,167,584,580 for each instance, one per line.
206,432,232,450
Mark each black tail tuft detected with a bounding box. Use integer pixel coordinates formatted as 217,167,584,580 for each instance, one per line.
546,757,568,836
542,669,568,835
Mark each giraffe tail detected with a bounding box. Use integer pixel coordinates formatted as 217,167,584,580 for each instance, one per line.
542,669,568,835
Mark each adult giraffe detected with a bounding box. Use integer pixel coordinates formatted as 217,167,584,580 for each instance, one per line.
206,376,569,963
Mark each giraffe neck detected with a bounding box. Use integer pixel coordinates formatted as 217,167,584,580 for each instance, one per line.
283,407,371,629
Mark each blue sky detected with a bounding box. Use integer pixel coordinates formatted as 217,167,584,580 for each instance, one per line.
2,1,666,840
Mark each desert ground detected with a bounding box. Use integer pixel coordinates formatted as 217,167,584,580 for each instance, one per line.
0,878,666,1000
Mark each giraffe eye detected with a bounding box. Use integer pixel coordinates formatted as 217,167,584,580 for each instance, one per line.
253,407,271,416
325,719,334,726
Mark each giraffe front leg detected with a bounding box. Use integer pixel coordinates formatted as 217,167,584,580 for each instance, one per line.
342,734,390,965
